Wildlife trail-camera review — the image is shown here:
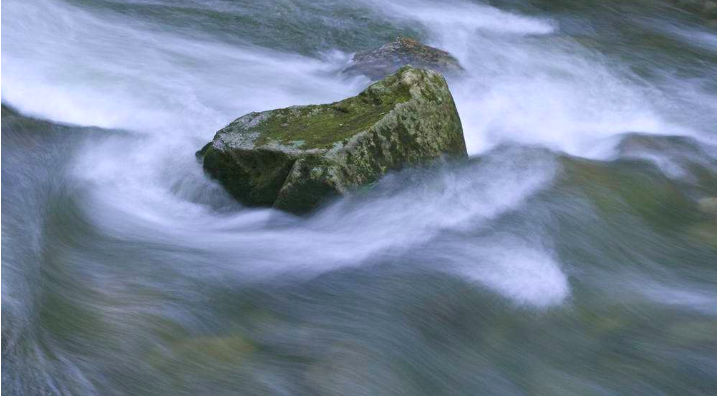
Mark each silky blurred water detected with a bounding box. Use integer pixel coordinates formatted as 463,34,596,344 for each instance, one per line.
2,0,716,395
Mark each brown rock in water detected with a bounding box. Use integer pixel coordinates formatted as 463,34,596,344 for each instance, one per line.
342,37,463,81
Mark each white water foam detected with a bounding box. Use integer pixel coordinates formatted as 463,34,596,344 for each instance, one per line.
365,0,700,157
457,241,570,308
1,0,364,136
3,0,704,155
70,139,567,307
4,0,712,308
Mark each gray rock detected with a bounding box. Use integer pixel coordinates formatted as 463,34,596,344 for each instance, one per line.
198,66,467,214
342,37,463,81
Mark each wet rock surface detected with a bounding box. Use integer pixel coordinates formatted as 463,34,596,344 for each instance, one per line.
198,66,467,214
342,37,463,81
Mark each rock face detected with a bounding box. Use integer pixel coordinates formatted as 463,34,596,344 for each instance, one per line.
198,66,467,214
342,37,463,81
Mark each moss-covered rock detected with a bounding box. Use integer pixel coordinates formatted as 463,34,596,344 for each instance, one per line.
342,37,463,81
198,66,467,214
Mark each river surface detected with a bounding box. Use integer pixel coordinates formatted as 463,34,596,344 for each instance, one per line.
2,0,716,395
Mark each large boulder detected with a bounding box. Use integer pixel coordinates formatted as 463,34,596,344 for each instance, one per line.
198,66,467,214
342,37,463,81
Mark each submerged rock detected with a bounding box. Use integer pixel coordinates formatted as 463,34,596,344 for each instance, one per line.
342,37,463,81
615,133,716,188
198,66,467,214
698,197,716,214
668,0,717,27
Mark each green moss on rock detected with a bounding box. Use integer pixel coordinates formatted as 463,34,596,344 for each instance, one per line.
199,66,468,214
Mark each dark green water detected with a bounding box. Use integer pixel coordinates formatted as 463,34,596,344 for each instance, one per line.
2,0,716,395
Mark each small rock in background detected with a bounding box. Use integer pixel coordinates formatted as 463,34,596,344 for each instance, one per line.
342,37,463,81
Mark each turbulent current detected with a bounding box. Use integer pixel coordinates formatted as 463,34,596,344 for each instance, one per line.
2,0,716,395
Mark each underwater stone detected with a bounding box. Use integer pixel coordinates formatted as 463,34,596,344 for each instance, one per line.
198,66,468,214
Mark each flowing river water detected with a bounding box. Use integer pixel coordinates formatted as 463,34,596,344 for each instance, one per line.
2,0,716,395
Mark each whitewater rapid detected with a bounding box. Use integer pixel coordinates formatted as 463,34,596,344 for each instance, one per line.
2,0,715,394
